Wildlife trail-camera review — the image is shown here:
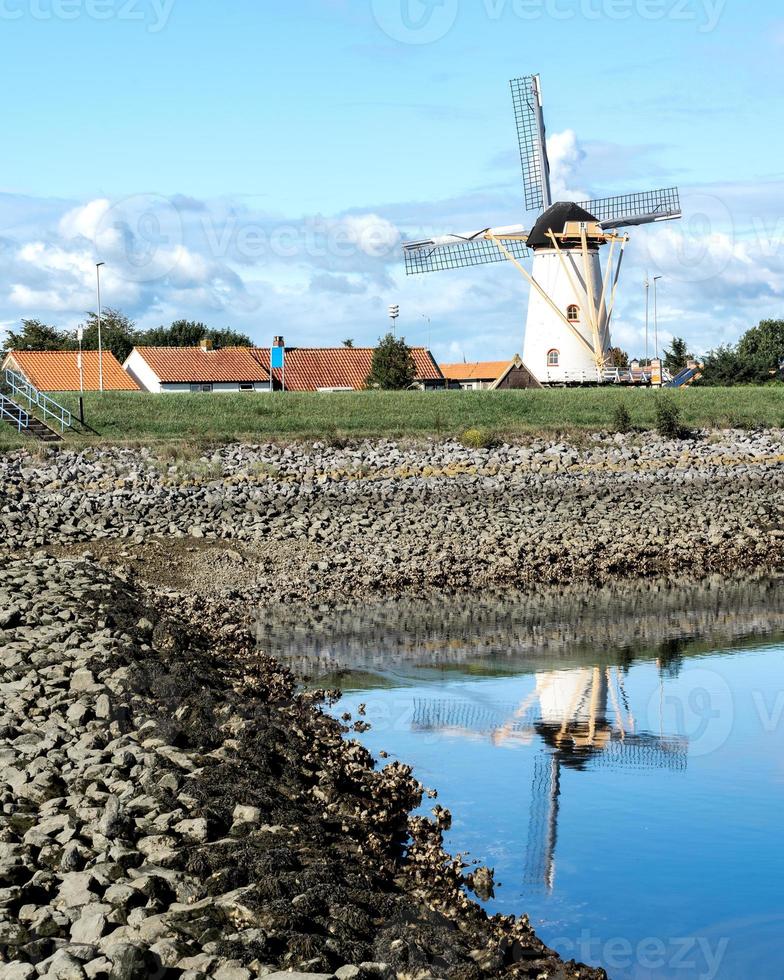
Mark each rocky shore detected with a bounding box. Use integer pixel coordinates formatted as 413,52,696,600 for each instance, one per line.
2,431,783,978
2,430,784,603
0,557,602,979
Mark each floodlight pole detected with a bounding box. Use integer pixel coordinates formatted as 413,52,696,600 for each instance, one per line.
96,262,106,393
421,314,431,350
644,276,650,371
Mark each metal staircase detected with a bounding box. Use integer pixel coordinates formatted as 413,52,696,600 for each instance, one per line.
0,369,71,442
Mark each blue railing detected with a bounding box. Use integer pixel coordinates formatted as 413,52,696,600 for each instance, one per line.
4,369,72,432
0,394,30,432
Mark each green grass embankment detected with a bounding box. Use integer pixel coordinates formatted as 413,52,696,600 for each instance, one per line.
0,387,782,448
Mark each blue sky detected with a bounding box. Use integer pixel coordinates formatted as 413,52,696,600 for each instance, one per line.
1,0,782,361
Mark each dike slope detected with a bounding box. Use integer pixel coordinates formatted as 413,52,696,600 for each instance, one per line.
0,558,603,979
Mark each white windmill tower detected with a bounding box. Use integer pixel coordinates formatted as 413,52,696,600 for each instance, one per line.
403,74,683,385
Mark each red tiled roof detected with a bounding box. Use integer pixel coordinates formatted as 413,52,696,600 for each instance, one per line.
253,347,443,391
440,360,512,382
2,350,139,392
131,347,270,383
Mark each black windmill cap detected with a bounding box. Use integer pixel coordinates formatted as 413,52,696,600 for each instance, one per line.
527,202,601,250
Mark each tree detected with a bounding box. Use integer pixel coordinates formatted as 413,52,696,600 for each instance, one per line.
663,337,691,375
342,338,355,348
365,333,416,390
5,319,73,351
700,319,784,386
76,309,139,364
699,345,745,386
607,347,629,369
736,319,784,376
138,320,252,349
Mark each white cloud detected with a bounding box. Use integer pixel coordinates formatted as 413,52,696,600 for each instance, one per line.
0,176,782,360
59,198,112,242
339,213,400,257
547,129,589,202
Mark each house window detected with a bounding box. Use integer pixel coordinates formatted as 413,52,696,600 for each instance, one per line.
190,383,213,393
547,349,560,368
567,305,580,322
239,383,254,392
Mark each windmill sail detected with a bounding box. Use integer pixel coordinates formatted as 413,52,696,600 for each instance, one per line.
404,228,530,275
510,74,552,212
579,187,682,229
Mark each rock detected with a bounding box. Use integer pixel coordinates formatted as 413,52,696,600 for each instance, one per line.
212,964,253,980
70,669,96,692
43,949,87,979
1,963,36,979
71,905,110,944
98,797,126,840
263,975,335,980
55,872,97,910
104,942,155,980
230,805,261,834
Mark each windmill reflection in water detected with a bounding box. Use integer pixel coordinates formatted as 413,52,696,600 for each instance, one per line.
411,667,688,893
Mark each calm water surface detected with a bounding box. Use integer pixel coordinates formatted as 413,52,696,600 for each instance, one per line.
260,579,784,980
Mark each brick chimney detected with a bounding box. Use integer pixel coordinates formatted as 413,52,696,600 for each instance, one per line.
200,338,214,352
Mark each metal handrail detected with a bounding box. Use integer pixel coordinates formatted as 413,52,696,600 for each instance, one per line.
0,394,29,432
4,369,72,432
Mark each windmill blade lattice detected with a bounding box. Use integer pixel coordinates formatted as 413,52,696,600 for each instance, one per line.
510,75,552,213
404,235,531,275
579,187,681,229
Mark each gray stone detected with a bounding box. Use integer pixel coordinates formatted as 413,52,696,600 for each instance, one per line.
71,905,109,944
1,963,36,979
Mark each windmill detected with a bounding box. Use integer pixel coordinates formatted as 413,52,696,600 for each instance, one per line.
402,74,683,385
412,666,687,892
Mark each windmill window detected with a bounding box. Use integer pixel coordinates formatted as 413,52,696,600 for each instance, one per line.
547,349,560,368
567,305,580,322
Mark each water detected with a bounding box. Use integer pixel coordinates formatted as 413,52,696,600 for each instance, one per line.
259,578,784,980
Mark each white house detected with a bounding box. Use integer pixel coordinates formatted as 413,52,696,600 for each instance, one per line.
123,341,271,393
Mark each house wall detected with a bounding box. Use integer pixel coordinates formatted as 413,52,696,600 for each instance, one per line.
160,381,271,393
124,351,162,393
455,379,495,391
122,351,271,392
495,364,541,390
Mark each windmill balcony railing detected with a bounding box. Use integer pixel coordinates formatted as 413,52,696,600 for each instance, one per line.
0,394,30,432
3,369,72,432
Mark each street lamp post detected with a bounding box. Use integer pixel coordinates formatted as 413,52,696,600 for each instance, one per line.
644,277,650,371
653,275,663,386
77,326,85,425
96,262,106,393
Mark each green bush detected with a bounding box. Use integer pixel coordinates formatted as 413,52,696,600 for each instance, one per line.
611,404,632,434
654,399,685,439
460,426,498,450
